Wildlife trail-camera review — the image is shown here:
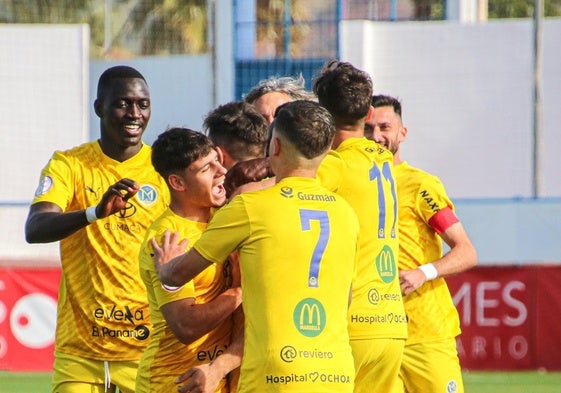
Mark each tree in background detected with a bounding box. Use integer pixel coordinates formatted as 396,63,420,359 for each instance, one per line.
2,0,560,59
0,0,207,58
488,0,561,18
255,0,310,58
412,0,445,20
411,0,561,19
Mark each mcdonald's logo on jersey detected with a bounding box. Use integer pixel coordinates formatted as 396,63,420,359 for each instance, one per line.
293,298,326,337
376,245,397,283
136,184,159,207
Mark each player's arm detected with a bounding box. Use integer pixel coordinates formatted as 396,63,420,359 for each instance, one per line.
175,307,245,393
161,287,242,344
25,178,139,243
433,220,478,276
400,208,478,295
152,229,214,287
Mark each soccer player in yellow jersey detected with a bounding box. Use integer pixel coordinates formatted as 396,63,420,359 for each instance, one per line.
313,60,407,393
153,100,360,393
24,66,170,393
136,128,242,393
367,95,478,393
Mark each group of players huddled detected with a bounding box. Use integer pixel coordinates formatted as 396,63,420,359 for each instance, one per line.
25,60,477,393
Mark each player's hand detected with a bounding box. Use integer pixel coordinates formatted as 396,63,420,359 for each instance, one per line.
151,229,189,272
224,157,274,198
96,178,139,218
399,268,427,296
175,363,222,393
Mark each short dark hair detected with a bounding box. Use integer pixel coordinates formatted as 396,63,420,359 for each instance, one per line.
97,65,147,99
151,127,214,180
203,101,269,161
371,95,402,118
312,59,373,126
273,100,335,159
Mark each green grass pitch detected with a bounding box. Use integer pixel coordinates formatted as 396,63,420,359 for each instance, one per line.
1,370,560,392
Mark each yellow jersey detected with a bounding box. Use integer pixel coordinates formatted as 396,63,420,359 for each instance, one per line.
395,162,461,344
136,208,231,392
31,141,169,360
317,138,407,340
194,177,359,393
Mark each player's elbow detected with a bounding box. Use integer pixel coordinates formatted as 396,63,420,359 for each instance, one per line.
24,222,43,243
25,223,57,243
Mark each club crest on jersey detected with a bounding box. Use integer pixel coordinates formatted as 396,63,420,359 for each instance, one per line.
446,380,458,393
280,186,294,198
136,184,158,206
34,175,53,196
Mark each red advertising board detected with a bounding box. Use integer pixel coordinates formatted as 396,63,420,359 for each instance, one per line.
0,267,60,371
447,265,561,370
0,265,560,371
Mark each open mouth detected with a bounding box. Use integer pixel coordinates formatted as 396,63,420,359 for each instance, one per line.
213,182,226,199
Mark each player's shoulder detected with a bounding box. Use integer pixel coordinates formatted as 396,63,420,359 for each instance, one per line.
397,161,440,180
363,139,393,160
58,140,98,155
47,141,99,169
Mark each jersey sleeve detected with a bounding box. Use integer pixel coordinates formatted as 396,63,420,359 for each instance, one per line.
31,150,75,210
139,222,197,308
194,196,251,264
414,175,456,230
316,150,345,192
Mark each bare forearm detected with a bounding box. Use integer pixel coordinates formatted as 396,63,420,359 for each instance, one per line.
432,242,478,278
171,287,242,344
175,310,244,393
25,210,90,243
159,249,210,287
209,308,244,380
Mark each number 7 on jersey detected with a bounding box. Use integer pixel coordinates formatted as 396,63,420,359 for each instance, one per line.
299,209,330,288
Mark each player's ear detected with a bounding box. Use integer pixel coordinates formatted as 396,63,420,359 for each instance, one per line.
215,146,225,165
270,137,281,157
168,173,186,192
365,105,374,122
399,126,408,142
94,99,103,118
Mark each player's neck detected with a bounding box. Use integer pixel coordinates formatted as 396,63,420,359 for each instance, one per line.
98,139,142,162
394,150,403,165
332,127,364,149
275,167,317,183
169,199,211,223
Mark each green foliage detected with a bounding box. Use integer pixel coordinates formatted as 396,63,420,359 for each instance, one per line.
412,0,445,20
488,0,561,18
0,0,207,58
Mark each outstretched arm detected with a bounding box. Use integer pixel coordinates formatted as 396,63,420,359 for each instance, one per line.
25,178,139,243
